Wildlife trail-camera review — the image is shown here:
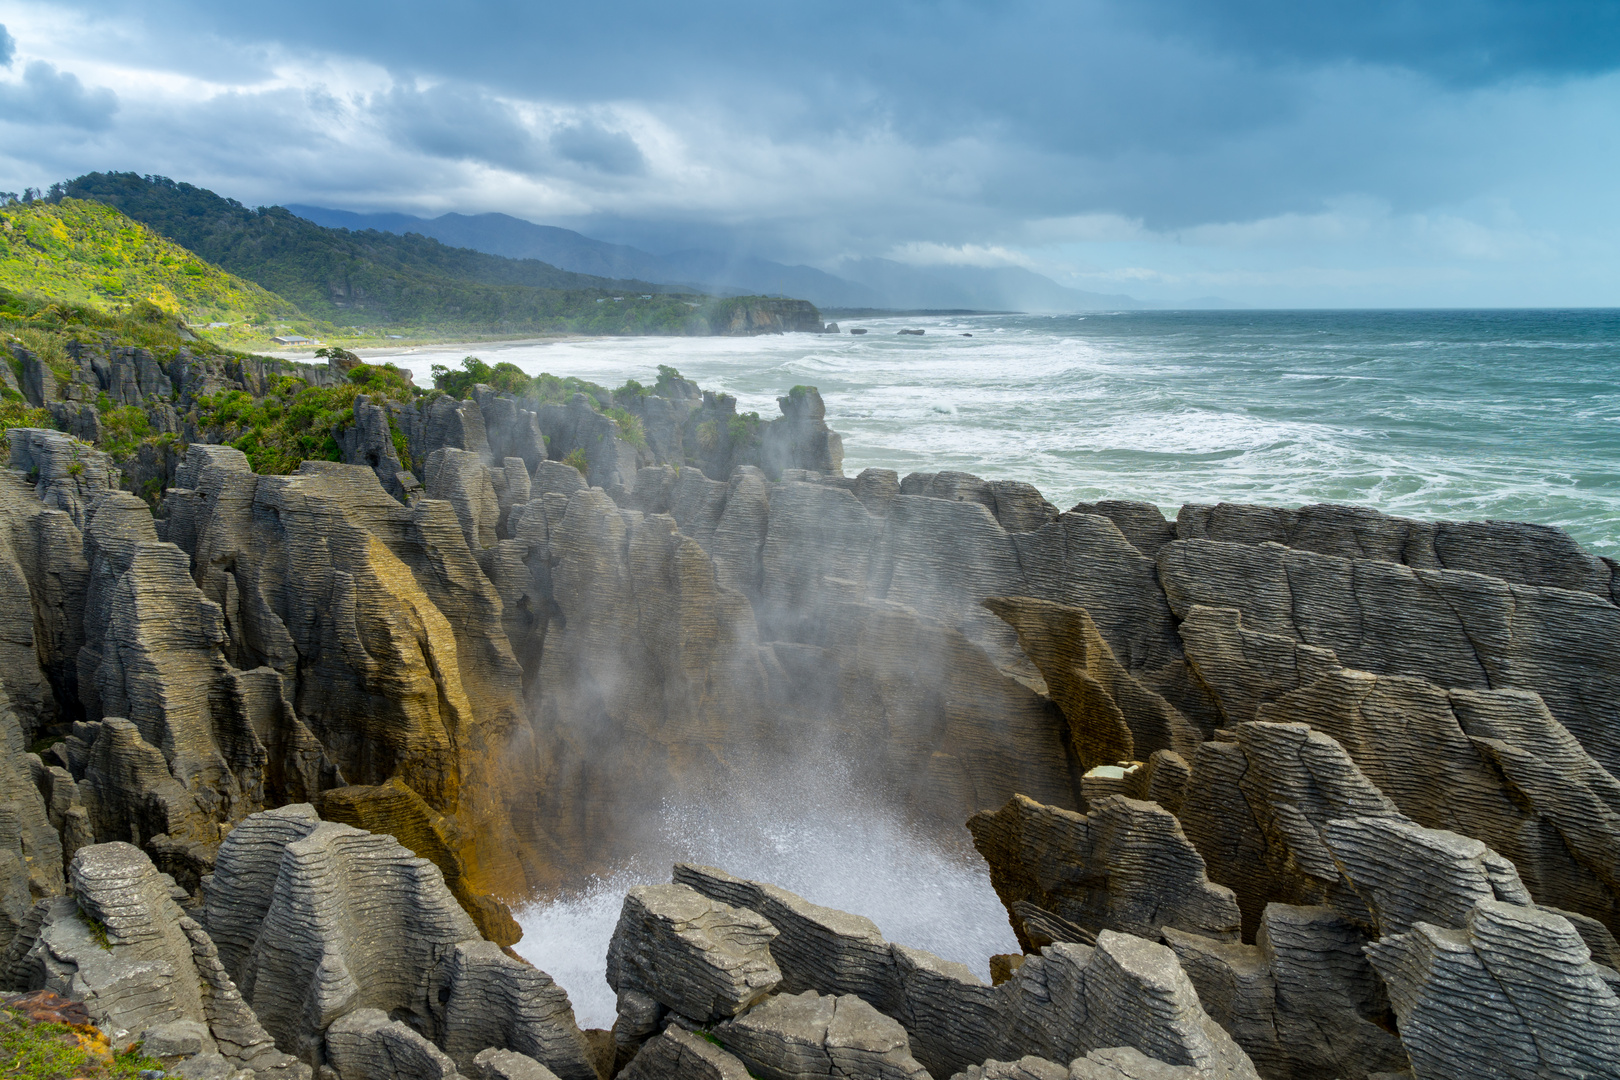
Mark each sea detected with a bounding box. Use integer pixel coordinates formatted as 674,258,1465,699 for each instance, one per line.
380,308,1620,555
370,308,1620,1026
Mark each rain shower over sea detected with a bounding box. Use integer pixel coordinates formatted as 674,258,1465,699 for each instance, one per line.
372,307,1620,1026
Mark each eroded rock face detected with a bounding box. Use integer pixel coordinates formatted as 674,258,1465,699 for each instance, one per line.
969,794,1240,950
325,1008,461,1080
617,1027,750,1080
14,366,1620,1080
673,864,1259,1080
202,805,595,1079
1158,537,1620,775
1,841,308,1079
1163,903,1407,1080
0,681,64,951
1175,500,1619,600
1365,899,1620,1080
180,456,534,918
985,596,1202,772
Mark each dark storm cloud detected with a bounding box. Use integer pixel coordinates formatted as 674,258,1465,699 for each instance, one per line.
0,60,118,130
377,82,545,173
2,1,1616,304
550,121,646,175
41,0,1613,228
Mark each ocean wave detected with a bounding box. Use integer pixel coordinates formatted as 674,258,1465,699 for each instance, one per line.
371,310,1620,552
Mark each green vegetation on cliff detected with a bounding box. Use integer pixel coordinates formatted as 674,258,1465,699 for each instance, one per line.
62,173,715,336
193,361,417,475
0,283,419,477
0,1005,162,1079
0,198,321,343
1,285,216,453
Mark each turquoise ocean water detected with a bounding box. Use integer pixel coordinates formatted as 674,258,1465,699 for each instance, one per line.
381,308,1620,555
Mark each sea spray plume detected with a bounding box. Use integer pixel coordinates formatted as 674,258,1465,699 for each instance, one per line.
515,759,1020,1029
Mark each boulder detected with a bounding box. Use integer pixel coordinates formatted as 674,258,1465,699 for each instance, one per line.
676,865,1259,1080
476,1047,564,1080
325,1008,460,1080
607,883,782,1024
712,990,930,1080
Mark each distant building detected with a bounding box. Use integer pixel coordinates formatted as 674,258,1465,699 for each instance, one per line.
272,334,315,345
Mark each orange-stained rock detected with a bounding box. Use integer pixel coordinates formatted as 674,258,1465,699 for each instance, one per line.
985,595,1202,773
320,777,523,946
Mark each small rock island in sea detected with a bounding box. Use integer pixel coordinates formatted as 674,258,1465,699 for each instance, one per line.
1,334,1617,1080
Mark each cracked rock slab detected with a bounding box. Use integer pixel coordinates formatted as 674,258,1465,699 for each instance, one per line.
608,883,782,1023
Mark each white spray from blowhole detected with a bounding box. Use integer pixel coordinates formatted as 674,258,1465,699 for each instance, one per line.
512,761,1019,1029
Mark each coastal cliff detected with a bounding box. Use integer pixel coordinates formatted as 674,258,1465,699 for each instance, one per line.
2,328,1619,1079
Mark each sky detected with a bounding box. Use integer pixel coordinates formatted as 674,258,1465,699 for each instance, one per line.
0,0,1616,307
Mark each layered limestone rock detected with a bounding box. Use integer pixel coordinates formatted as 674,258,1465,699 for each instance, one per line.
7,428,120,528
201,805,596,1079
617,1026,750,1080
1175,500,1619,601
178,453,535,922
985,597,1202,772
606,884,782,1025
12,356,1620,1080
673,864,1259,1080
968,794,1241,950
711,990,931,1080
0,680,64,951
1163,904,1406,1080
1158,538,1620,774
527,489,778,874
0,467,89,740
1180,603,1620,931
1,841,308,1078
321,777,522,946
1365,899,1620,1080
57,482,346,891
325,1008,462,1080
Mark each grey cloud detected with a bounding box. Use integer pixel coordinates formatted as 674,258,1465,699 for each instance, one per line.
377,82,544,173
0,61,118,130
549,120,645,175
0,24,14,67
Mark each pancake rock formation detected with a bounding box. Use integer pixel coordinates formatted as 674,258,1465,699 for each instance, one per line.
3,352,1620,1080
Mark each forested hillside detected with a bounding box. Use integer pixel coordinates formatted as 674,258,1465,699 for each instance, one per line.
0,198,316,340
62,173,711,335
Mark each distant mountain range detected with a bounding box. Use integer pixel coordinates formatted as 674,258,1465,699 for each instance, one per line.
287,206,1208,312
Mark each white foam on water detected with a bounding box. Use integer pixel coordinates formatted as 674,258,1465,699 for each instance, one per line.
513,767,1019,1031
369,309,1619,549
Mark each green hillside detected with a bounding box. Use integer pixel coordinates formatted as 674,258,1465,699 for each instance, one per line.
62,173,707,335
0,198,319,341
